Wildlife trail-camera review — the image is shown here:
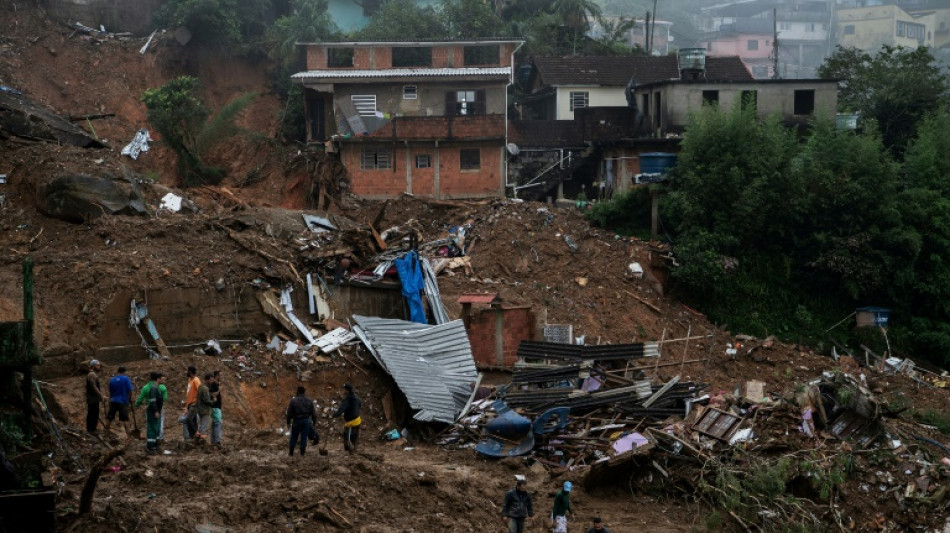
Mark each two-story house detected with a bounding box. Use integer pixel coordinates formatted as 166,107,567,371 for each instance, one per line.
292,40,523,199
835,4,935,51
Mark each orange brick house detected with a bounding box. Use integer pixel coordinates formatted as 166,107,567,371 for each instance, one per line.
292,40,524,199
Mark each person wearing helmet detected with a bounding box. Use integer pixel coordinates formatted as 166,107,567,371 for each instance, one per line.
551,481,575,533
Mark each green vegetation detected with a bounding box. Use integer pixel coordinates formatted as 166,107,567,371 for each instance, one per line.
156,0,274,50
911,409,950,435
142,76,256,187
588,59,950,367
819,45,950,154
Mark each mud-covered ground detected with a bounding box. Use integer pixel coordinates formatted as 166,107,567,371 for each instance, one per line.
2,4,949,532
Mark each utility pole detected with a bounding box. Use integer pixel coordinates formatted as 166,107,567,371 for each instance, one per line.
651,0,659,54
643,11,650,55
772,7,779,79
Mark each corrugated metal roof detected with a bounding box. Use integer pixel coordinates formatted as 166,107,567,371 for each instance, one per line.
291,67,511,80
353,315,477,424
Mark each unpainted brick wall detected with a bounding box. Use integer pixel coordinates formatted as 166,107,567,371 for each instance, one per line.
466,307,536,368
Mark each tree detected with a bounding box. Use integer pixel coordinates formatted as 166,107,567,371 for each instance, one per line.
355,0,446,40
142,77,256,186
270,0,339,71
590,14,636,55
818,45,950,154
156,0,275,48
441,0,506,39
550,0,602,54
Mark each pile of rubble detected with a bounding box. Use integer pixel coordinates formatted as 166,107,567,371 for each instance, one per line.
436,340,950,531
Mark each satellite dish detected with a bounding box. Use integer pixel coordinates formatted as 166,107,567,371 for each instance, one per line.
506,142,520,155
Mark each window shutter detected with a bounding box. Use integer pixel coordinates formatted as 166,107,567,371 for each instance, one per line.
445,91,457,116
475,89,486,115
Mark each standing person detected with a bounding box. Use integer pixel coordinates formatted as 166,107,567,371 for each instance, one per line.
195,374,214,442
331,384,361,453
182,366,201,441
209,370,223,445
285,386,317,456
586,517,610,533
501,478,534,533
155,373,167,444
85,360,105,434
104,366,134,437
136,372,166,453
552,481,575,533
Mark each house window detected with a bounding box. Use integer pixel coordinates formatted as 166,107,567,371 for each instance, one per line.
361,147,392,170
740,90,757,111
464,45,500,66
747,39,759,50
897,21,905,36
393,47,432,67
415,155,431,168
327,47,354,67
806,23,816,32
569,91,589,111
403,85,417,100
844,24,855,35
447,90,485,115
351,95,377,117
460,149,480,171
702,90,719,105
752,65,770,78
794,89,815,115
779,21,791,30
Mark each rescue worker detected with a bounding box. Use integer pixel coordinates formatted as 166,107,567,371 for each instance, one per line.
332,383,361,453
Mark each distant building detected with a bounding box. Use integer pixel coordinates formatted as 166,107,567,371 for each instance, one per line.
291,40,523,199
522,55,754,121
702,19,776,78
835,4,935,50
700,0,832,78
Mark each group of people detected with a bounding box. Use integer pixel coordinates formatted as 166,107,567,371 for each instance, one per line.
284,383,362,456
502,478,611,533
84,361,224,453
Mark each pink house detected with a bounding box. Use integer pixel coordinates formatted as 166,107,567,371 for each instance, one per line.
702,21,774,79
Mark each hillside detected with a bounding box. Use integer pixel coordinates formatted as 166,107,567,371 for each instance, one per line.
1,5,949,532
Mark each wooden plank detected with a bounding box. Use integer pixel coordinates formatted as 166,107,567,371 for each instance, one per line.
642,375,680,408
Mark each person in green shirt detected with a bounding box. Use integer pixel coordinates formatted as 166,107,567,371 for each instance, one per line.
135,373,167,453
552,481,575,533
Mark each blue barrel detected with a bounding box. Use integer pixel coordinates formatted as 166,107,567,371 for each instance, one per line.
640,153,678,174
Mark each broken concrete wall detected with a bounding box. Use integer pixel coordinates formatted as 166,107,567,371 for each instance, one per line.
46,284,404,367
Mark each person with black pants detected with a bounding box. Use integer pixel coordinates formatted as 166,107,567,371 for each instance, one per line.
285,386,317,456
332,384,362,453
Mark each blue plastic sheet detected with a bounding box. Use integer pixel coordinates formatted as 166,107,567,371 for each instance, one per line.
395,251,427,324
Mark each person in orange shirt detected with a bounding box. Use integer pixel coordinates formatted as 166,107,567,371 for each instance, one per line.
182,366,201,442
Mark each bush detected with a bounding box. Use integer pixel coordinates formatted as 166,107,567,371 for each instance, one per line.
142,76,256,187
585,187,653,237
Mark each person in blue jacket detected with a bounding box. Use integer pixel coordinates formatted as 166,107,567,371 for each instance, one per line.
104,366,134,437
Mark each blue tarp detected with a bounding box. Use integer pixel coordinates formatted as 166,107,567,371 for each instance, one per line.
395,251,427,324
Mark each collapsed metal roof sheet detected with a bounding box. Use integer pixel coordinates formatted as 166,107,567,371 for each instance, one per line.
291,67,511,80
353,315,477,424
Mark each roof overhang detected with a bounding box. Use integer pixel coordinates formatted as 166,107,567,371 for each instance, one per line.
291,67,512,84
